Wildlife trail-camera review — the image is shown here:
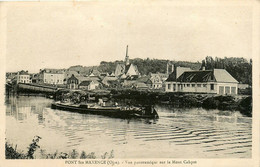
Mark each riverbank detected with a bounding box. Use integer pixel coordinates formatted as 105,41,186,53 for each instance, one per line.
6,137,114,159
109,89,252,117
6,84,252,117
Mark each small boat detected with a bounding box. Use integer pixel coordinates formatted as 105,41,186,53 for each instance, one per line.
51,101,159,119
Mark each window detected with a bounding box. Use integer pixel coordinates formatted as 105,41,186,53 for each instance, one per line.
210,84,214,90
168,84,171,90
184,84,186,87
219,86,224,94
231,87,236,94
203,84,207,87
187,84,190,87
192,84,195,87
197,84,201,87
225,86,230,94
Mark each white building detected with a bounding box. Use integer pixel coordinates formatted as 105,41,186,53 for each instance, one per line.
165,68,238,95
17,70,32,83
78,80,100,90
40,69,65,85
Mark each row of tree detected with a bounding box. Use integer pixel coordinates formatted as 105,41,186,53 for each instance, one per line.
201,56,252,85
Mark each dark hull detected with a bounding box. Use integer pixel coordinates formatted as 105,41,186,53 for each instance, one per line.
51,103,159,119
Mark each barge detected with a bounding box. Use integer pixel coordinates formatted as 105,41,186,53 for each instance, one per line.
51,101,159,119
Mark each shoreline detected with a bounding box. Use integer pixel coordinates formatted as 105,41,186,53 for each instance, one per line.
5,87,252,117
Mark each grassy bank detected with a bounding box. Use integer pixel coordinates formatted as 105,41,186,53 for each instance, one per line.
6,136,114,159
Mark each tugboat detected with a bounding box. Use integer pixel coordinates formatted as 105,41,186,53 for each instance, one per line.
51,101,159,119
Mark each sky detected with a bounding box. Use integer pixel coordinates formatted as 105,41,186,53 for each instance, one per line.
5,2,253,73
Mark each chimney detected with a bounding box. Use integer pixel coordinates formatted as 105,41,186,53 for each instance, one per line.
166,63,169,74
125,45,130,65
171,64,174,73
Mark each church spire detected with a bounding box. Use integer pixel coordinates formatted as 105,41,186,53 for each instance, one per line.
125,45,130,65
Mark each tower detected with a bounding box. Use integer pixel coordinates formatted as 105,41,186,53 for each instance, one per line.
125,45,130,65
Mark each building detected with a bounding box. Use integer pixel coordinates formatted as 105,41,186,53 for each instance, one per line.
101,76,119,87
147,73,167,89
89,69,101,77
67,74,79,89
165,68,238,95
115,45,140,78
64,70,80,83
17,70,32,83
40,69,65,85
78,80,100,90
6,72,17,83
31,73,40,83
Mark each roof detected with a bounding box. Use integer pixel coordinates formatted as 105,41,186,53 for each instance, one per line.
177,70,214,83
149,72,169,78
213,69,238,83
65,70,80,77
79,80,100,86
18,70,29,75
41,68,65,74
165,71,177,82
135,82,148,88
136,76,150,83
79,81,92,86
168,69,238,83
125,75,139,80
102,76,118,81
67,74,79,82
77,76,100,82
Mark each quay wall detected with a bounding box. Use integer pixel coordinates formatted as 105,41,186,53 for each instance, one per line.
17,83,57,94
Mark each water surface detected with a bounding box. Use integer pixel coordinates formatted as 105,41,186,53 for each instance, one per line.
5,96,251,158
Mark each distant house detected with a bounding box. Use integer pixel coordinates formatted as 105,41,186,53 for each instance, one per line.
6,72,17,83
40,69,65,85
79,80,100,90
89,69,101,77
64,70,80,84
101,76,119,87
17,70,31,83
115,46,140,78
31,73,40,83
67,74,79,89
148,74,163,89
165,68,238,95
132,82,148,90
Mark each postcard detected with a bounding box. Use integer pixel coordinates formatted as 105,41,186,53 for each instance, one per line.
0,1,259,167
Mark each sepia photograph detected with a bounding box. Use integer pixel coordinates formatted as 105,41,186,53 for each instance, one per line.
0,1,259,167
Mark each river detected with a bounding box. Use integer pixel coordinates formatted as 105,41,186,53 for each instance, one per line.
5,96,252,158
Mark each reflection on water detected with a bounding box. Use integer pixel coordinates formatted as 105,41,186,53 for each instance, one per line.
5,96,252,158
